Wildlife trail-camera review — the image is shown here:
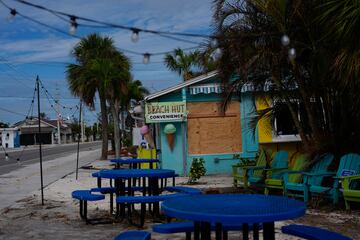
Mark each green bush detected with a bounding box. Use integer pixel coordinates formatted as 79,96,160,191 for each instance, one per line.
188,158,206,183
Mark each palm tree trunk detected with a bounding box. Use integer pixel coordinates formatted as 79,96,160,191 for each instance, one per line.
99,95,108,160
110,99,121,158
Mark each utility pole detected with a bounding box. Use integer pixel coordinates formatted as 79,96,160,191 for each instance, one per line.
81,106,85,142
36,76,44,205
55,82,61,144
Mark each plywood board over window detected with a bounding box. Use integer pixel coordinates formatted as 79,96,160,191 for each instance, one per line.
187,102,242,154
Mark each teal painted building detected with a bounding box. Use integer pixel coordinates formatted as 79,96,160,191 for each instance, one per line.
144,71,258,175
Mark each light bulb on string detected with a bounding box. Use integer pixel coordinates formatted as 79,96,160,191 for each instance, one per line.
210,37,218,48
69,16,78,35
6,9,17,22
281,34,290,46
288,48,296,61
143,53,150,64
213,47,222,60
5,153,9,161
131,28,140,43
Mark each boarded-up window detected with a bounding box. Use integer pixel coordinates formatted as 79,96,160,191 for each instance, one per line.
187,102,242,154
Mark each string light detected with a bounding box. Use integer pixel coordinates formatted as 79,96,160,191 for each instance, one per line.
288,48,296,60
131,28,140,43
0,0,203,64
6,8,16,22
210,37,218,48
143,53,150,64
69,16,78,35
5,153,9,161
281,34,290,46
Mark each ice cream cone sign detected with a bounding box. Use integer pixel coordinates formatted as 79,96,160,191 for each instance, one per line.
164,124,176,151
140,125,155,148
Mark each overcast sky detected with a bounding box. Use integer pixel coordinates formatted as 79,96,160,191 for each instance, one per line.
0,0,213,125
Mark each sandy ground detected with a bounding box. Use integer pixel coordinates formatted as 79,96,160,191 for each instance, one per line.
0,160,359,240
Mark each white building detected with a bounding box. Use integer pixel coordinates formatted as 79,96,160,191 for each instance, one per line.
0,128,20,148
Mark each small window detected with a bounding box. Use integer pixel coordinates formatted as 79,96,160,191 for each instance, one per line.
274,102,298,136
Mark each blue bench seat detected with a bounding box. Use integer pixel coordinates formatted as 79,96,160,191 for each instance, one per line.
165,186,202,195
72,190,105,201
116,194,186,227
114,231,151,240
90,186,145,194
116,193,186,204
71,190,105,224
153,221,262,240
282,224,352,240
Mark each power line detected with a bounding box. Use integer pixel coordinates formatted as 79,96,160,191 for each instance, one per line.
0,95,79,100
0,0,204,59
10,0,212,38
0,106,27,117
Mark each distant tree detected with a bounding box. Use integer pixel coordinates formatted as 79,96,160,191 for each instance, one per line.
39,112,48,119
69,118,80,141
85,126,93,141
164,48,201,81
0,122,9,128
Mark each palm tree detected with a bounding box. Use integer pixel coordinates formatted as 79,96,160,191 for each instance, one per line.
164,48,201,81
105,52,131,158
212,0,360,158
66,33,117,160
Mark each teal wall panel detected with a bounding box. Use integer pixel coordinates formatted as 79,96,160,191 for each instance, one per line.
159,122,185,174
187,153,241,174
240,93,258,157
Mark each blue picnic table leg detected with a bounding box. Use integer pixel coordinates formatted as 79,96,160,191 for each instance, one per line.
243,223,249,240
215,223,222,240
194,221,200,240
200,222,211,240
150,177,161,218
253,223,260,240
263,222,275,240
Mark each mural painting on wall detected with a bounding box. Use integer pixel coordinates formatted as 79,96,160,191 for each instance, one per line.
164,124,176,151
145,101,186,123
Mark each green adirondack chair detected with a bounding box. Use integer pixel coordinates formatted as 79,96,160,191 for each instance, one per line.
232,150,268,188
264,153,307,195
283,153,334,202
342,174,360,210
305,153,360,204
247,150,288,188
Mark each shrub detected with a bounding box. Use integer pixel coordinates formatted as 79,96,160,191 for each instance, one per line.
188,158,206,183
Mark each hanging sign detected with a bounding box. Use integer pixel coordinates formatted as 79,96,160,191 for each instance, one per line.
145,101,186,123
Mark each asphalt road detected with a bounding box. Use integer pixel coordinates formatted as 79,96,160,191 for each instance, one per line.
0,141,101,175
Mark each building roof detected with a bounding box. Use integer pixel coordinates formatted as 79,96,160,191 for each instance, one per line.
144,70,219,101
13,118,69,129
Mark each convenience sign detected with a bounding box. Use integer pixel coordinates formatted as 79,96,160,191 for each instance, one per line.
145,101,186,123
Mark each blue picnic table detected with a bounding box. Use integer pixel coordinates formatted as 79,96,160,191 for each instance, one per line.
161,194,306,240
94,169,176,220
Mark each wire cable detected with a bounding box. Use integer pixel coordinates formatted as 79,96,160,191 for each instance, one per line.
0,0,203,57
10,0,212,38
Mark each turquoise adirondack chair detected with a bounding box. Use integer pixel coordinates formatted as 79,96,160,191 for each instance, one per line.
305,153,360,204
247,150,288,188
283,153,334,202
265,153,307,195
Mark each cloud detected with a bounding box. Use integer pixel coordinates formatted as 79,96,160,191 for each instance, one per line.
0,0,213,124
